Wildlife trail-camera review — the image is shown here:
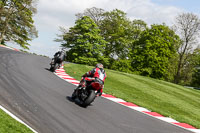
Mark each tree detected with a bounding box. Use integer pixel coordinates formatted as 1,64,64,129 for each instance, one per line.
173,12,200,84
131,24,180,79
75,7,105,26
110,19,147,73
131,19,147,40
0,0,38,49
128,19,148,59
56,16,108,66
100,9,133,59
75,8,148,71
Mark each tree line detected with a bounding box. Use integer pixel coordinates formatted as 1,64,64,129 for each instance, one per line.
1,2,199,87
56,7,200,87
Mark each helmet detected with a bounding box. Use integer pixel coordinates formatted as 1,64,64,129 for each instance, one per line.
96,63,103,69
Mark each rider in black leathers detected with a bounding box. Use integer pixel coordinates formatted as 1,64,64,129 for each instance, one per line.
50,48,66,67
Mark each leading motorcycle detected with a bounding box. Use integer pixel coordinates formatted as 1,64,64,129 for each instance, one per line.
50,55,62,72
71,77,103,107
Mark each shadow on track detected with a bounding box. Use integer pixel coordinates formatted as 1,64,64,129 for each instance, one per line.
45,68,52,72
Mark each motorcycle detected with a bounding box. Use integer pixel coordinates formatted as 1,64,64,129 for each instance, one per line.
71,77,104,107
50,55,62,72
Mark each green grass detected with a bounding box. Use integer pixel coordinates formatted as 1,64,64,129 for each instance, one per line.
64,63,200,129
0,109,33,133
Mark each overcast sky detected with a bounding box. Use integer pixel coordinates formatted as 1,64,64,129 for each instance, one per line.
9,0,200,57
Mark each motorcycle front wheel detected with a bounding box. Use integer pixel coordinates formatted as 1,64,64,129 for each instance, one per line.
71,89,77,100
50,65,54,72
81,90,96,107
53,63,59,72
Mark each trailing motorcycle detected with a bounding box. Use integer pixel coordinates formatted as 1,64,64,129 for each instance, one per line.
71,77,104,107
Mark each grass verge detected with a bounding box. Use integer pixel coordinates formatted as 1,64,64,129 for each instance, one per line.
64,63,200,129
0,108,33,133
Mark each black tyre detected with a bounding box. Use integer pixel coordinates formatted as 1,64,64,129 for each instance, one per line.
82,90,96,107
71,90,77,100
53,63,59,72
50,66,54,72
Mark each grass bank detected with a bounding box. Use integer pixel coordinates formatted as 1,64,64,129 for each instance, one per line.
0,108,32,133
64,63,200,129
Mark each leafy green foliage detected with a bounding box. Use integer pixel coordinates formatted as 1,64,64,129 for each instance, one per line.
58,16,108,66
166,53,179,82
128,19,148,53
131,24,180,79
191,48,200,87
0,0,38,49
56,7,200,86
100,9,134,59
110,59,132,73
191,69,200,87
130,19,147,40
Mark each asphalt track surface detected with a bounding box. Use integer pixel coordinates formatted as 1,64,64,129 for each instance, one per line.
0,47,193,133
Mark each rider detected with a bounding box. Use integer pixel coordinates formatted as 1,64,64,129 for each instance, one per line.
50,48,66,66
76,63,106,96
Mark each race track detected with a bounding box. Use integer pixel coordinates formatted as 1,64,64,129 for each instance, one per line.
0,47,193,133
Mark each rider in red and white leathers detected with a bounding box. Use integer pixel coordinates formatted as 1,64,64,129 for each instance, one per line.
76,63,106,96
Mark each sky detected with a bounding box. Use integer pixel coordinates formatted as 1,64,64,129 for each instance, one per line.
8,0,200,57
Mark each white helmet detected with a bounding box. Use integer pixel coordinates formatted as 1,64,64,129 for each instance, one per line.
96,63,103,69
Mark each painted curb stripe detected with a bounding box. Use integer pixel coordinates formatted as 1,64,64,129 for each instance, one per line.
156,117,178,123
105,98,126,102
128,106,151,112
62,77,77,80
189,129,200,133
172,123,196,129
13,48,20,51
56,74,70,76
142,111,164,117
54,66,200,133
118,102,139,107
70,82,80,85
101,94,116,98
